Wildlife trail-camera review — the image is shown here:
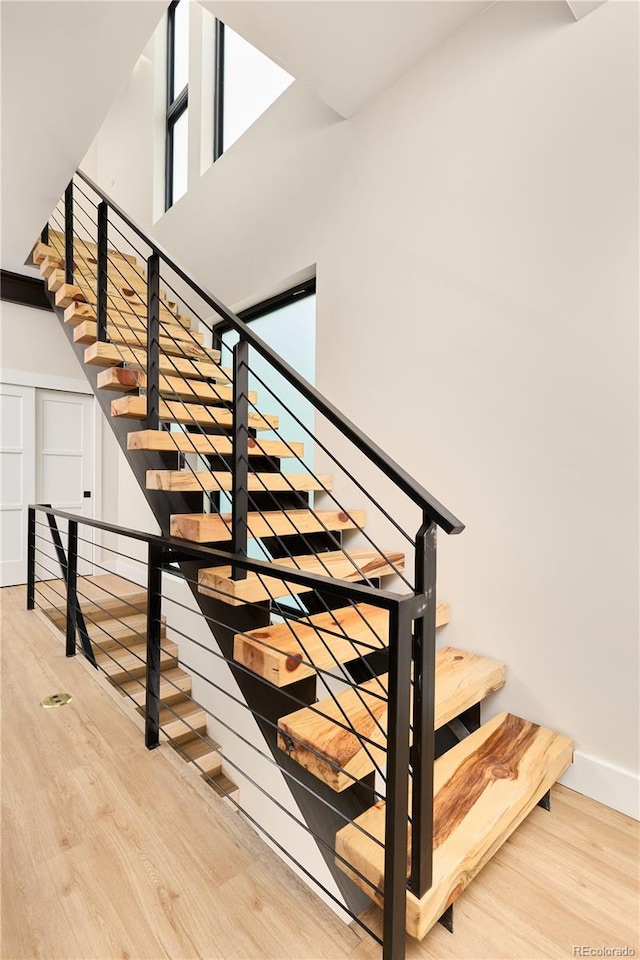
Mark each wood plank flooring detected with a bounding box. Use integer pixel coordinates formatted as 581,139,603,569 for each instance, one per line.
2,584,638,960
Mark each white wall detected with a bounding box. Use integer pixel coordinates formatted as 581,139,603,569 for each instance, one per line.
84,0,639,820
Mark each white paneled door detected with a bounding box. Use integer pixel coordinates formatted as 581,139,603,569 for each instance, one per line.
36,390,95,577
0,384,36,586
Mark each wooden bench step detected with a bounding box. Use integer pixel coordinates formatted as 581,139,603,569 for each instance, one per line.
172,733,223,777
120,666,191,707
84,342,230,382
73,321,213,361
335,712,573,939
198,549,405,607
234,602,450,688
159,699,208,744
277,647,506,791
97,640,178,684
128,429,303,459
111,396,277,431
97,368,254,406
171,509,366,544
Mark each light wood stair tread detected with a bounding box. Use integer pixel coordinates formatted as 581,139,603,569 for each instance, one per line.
111,396,277,431
234,602,450,688
96,640,178,681
158,699,208,744
171,509,366,544
84,342,230,382
50,275,183,324
64,302,195,341
42,231,138,265
277,646,506,791
173,734,223,776
41,256,177,306
198,548,405,606
120,666,190,706
335,711,573,939
146,470,332,493
128,429,303,459
98,368,254,405
73,320,214,361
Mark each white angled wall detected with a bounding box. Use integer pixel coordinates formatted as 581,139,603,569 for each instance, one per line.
84,0,638,820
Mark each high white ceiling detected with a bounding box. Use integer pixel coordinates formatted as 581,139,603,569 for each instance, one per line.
203,0,493,118
0,0,165,274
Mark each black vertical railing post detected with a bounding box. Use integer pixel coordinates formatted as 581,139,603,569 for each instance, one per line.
27,507,35,610
66,520,79,658
146,253,161,430
232,337,249,580
96,201,108,342
408,514,437,897
382,598,413,960
145,541,163,749
40,224,49,245
64,182,74,285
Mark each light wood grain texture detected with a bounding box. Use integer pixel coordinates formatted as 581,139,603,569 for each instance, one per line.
38,574,147,624
84,342,231,381
41,255,177,308
95,640,178,683
47,229,138,263
235,601,450,687
3,585,637,960
111,395,278,430
171,508,366,543
73,320,212,360
128,428,304,459
51,275,185,324
199,549,405,606
147,469,333,493
277,648,506,791
97,368,255,405
336,711,573,939
64,301,195,342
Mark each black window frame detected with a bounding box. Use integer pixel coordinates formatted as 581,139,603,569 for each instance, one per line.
214,278,316,343
166,0,189,210
213,19,225,162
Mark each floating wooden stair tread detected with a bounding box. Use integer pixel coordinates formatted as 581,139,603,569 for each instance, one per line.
84,342,230,382
98,368,254,405
111,396,277,431
64,302,195,342
42,256,176,306
335,711,573,940
43,587,147,626
73,321,213,361
50,275,182,323
234,601,450,688
43,231,138,265
128,429,303,459
146,469,332,493
277,647,506,791
171,509,366,544
199,549,405,606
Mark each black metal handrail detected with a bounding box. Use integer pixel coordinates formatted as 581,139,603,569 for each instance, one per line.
75,168,464,536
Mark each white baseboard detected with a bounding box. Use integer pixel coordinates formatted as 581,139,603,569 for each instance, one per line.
560,750,639,820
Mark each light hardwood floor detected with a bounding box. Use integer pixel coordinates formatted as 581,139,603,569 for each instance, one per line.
2,584,638,960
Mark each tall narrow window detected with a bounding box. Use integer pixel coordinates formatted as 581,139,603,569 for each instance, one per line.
213,21,293,161
166,0,189,209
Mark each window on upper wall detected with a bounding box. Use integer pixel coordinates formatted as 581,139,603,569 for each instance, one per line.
166,0,189,209
213,20,294,161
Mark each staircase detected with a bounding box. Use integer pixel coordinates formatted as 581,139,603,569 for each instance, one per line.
29,172,573,957
40,572,237,798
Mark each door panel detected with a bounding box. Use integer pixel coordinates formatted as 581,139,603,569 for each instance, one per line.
0,384,36,586
36,390,95,577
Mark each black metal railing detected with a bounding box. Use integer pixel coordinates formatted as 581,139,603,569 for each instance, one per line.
32,170,466,960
